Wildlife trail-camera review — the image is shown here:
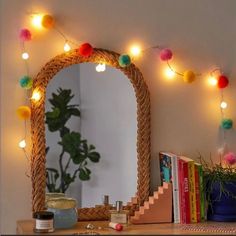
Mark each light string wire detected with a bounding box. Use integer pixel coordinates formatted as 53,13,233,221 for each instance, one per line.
19,40,31,178
19,13,232,171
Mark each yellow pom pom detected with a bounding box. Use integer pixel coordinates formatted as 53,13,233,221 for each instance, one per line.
42,15,55,29
16,106,31,120
183,70,196,83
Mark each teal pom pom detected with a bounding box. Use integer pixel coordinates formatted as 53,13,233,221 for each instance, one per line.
19,75,33,89
119,54,131,67
221,118,233,130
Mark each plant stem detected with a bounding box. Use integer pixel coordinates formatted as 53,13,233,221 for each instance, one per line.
59,149,65,192
64,165,82,192
64,157,71,173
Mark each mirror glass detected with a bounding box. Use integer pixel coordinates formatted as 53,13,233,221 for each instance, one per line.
45,63,137,208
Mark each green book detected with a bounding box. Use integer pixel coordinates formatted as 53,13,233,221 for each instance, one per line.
198,164,205,221
196,163,205,221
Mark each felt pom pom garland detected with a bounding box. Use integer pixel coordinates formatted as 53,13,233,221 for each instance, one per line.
17,11,236,165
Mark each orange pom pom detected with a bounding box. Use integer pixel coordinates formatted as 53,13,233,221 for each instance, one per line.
16,106,31,120
42,15,55,29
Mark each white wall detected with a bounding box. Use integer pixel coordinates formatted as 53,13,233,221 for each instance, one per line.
1,0,236,233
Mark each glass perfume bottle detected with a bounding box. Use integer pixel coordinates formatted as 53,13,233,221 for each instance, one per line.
109,201,129,225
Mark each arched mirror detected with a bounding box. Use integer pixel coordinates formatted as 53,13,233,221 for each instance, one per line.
30,48,151,220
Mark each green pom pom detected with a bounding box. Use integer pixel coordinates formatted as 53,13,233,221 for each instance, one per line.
118,54,131,67
19,75,33,89
221,118,233,130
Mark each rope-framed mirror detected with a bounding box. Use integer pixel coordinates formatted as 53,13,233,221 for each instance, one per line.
30,48,151,220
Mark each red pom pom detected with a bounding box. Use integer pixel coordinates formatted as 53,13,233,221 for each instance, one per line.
19,28,32,41
78,43,93,57
218,75,229,89
160,48,173,61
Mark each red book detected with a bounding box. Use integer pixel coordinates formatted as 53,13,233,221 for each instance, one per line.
179,157,191,224
195,164,201,222
178,159,184,223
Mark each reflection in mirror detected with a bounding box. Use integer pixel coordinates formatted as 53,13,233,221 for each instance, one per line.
45,63,137,208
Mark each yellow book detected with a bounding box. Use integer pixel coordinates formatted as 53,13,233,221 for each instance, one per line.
188,161,197,223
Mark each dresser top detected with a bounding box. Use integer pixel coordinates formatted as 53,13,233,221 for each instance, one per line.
17,220,236,235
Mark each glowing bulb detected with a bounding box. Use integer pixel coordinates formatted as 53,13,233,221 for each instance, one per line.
130,45,141,57
165,68,175,79
22,52,29,60
31,14,43,29
96,63,106,72
19,139,26,148
31,90,41,101
64,42,71,52
221,101,227,109
208,76,217,86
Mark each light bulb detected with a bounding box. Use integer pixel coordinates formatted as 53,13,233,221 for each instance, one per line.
19,139,26,148
165,68,175,79
64,42,71,52
130,45,141,57
31,14,43,29
96,63,106,72
221,101,227,109
31,90,41,101
208,76,217,86
22,52,29,60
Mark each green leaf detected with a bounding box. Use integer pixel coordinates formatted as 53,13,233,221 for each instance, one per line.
45,107,60,118
88,152,100,163
89,145,96,150
63,173,74,185
85,167,91,175
61,132,81,155
60,127,70,137
71,153,86,164
79,168,90,181
45,88,81,132
68,108,80,117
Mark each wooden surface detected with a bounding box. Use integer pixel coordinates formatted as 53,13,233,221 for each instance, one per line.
16,220,236,235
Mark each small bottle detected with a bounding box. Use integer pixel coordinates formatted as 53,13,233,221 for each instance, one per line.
109,201,129,225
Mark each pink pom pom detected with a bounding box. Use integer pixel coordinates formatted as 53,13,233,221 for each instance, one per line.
19,28,32,41
160,48,173,61
223,152,236,166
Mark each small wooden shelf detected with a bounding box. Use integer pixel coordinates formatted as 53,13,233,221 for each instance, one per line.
16,220,236,235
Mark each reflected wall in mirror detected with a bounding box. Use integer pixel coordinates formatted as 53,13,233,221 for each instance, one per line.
45,63,137,208
30,48,151,218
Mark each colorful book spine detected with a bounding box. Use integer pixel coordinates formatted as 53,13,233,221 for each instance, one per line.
159,152,180,223
198,164,205,221
178,159,184,223
194,164,201,222
159,153,172,184
188,161,197,223
171,154,180,223
179,157,191,224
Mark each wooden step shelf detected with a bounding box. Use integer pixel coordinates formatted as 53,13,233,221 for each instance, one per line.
130,182,172,224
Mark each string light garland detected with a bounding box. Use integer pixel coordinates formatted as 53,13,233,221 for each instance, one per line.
17,11,235,170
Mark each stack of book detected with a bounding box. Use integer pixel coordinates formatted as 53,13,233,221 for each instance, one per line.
159,152,205,224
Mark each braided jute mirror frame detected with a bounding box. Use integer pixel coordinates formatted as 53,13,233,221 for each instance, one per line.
30,48,151,220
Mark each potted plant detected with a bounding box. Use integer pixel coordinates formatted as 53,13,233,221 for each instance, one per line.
45,88,101,193
200,152,236,222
